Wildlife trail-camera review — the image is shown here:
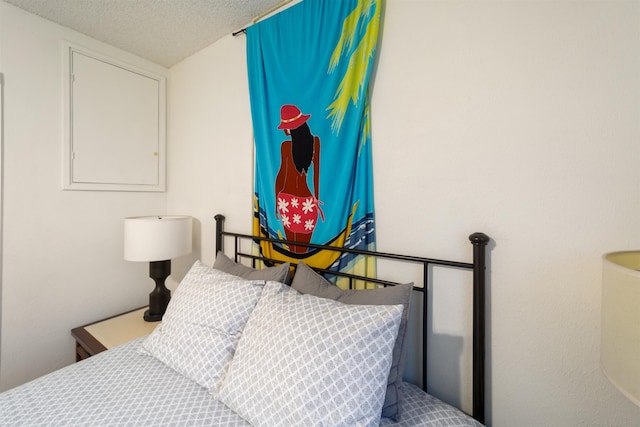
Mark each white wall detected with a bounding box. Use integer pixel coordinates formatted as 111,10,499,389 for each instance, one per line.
167,1,640,425
0,3,167,391
167,33,256,266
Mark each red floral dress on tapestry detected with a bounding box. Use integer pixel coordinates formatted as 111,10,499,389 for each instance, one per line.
277,193,318,234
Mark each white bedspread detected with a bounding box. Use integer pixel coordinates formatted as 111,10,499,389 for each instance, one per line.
0,339,481,426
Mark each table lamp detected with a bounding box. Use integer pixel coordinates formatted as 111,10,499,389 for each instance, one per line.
601,251,640,406
124,215,192,322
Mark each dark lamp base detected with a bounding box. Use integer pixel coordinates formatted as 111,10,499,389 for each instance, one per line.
144,259,172,323
144,309,163,322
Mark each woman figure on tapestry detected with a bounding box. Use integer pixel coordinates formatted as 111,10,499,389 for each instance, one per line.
274,104,323,253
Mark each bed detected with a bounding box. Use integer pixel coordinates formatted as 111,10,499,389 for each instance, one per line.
0,214,490,427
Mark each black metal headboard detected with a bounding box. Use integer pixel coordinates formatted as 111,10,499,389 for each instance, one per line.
214,214,490,423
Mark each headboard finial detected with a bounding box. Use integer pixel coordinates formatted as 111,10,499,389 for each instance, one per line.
469,232,490,246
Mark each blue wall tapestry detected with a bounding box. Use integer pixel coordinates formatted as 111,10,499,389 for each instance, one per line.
247,0,381,285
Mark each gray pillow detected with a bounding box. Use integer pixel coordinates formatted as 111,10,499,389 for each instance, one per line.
291,262,413,421
214,251,290,284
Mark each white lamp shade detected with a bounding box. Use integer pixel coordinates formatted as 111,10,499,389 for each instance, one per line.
124,216,192,262
601,251,640,406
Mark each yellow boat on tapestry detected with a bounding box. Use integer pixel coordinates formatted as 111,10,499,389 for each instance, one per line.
253,196,376,290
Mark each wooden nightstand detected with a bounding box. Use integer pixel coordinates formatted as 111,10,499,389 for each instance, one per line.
71,307,159,361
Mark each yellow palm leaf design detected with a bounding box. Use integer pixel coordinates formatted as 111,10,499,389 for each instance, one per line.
359,97,371,155
326,0,380,135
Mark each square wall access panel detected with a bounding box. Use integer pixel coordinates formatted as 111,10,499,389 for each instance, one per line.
63,43,167,191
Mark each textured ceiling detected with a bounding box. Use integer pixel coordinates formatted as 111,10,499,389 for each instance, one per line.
4,0,288,67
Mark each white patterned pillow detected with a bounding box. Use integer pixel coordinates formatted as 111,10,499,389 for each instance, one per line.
292,263,413,420
140,260,265,393
218,281,403,427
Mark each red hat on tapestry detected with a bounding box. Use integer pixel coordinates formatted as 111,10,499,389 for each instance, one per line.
277,104,311,130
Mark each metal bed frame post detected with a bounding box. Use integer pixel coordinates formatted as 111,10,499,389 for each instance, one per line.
470,232,490,424
422,262,429,394
215,214,225,254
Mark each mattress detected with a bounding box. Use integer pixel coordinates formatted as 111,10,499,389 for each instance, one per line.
0,339,481,427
